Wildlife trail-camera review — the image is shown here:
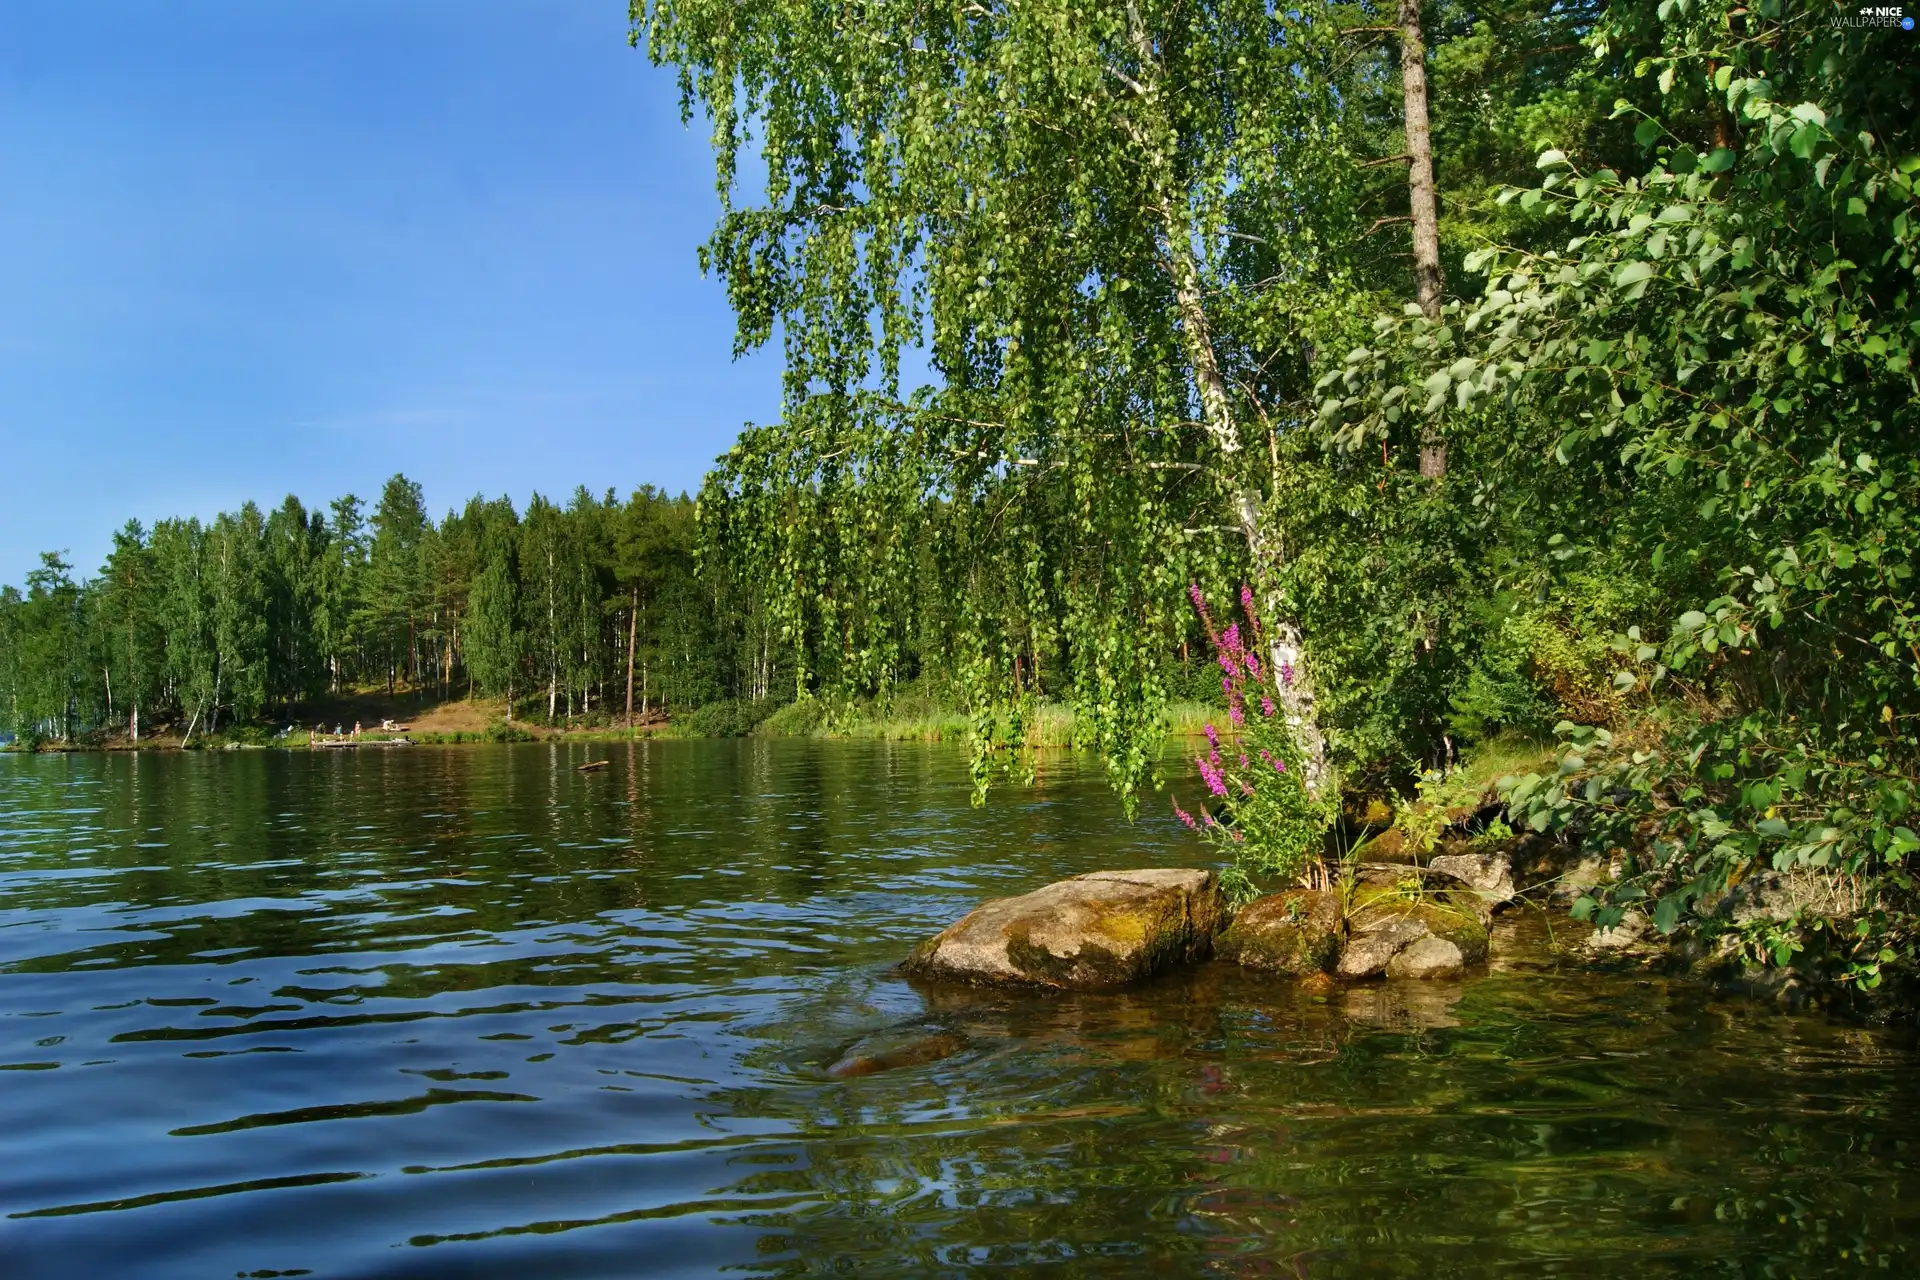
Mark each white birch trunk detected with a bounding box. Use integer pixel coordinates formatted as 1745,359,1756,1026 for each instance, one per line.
1127,6,1329,790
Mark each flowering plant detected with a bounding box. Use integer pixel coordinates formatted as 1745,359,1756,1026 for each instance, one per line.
1172,584,1334,903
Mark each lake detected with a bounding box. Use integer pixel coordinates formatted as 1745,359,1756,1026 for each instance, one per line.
2,742,1916,1276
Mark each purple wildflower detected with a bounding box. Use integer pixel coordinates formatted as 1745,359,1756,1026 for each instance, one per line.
1240,583,1256,619
1188,583,1218,643
1203,723,1220,751
1197,754,1227,798
1229,703,1245,727
1261,696,1276,718
1173,800,1198,831
1244,651,1261,679
1221,623,1243,660
1239,779,1255,797
1280,661,1295,688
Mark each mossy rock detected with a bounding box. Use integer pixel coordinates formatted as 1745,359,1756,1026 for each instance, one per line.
1349,827,1410,864
1215,889,1343,976
902,868,1225,991
1339,884,1491,978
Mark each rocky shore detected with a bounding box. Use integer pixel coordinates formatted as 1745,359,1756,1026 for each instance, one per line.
901,831,1892,1012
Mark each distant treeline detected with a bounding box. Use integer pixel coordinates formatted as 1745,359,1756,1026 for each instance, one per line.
0,475,783,744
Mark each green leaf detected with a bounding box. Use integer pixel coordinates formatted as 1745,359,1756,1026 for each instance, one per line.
1701,148,1736,174
1612,260,1654,288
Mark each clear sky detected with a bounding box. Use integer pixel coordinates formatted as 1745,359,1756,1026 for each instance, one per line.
0,0,783,585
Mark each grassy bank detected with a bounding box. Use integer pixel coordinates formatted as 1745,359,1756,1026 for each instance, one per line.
2,688,1225,753
749,696,1217,745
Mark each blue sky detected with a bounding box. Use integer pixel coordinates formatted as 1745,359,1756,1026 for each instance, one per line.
0,0,785,584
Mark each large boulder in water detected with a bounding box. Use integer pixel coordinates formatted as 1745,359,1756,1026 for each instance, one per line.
902,868,1226,990
1215,889,1343,975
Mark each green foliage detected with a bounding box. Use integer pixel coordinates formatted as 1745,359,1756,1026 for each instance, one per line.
641,0,1471,803
1172,588,1335,902
676,698,782,739
1394,769,1459,857
0,478,757,740
1314,0,1920,968
1502,715,1915,986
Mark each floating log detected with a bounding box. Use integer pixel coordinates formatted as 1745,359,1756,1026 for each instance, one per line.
576,759,610,772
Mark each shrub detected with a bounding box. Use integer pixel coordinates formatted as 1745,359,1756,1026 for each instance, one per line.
1171,585,1336,904
482,720,535,743
679,698,781,738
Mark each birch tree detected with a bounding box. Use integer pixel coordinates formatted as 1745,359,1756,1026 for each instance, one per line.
636,0,1380,798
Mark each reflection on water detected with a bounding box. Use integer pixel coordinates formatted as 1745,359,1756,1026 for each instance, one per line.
1,742,1916,1277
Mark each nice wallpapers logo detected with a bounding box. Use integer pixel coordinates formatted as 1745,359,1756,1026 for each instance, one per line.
1837,5,1915,26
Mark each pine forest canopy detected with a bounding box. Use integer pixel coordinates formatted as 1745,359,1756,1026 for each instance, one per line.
0,481,761,745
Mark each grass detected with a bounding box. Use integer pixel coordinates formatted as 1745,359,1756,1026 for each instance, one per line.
1455,730,1562,794
752,696,1219,746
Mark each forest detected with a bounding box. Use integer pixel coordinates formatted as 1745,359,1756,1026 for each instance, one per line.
0,479,781,745
4,0,1917,974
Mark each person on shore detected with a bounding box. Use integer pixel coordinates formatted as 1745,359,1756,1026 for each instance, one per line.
353,721,361,739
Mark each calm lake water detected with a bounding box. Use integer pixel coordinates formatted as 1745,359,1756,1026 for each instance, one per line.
2,742,1916,1277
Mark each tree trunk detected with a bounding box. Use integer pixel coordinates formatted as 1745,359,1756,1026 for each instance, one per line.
625,588,638,726
1126,2,1328,789
1399,0,1447,479
131,701,139,743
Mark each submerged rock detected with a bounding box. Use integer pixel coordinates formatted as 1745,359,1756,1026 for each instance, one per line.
1387,934,1467,978
827,1029,967,1079
902,868,1225,991
1586,909,1651,952
1216,890,1343,975
1337,915,1430,979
